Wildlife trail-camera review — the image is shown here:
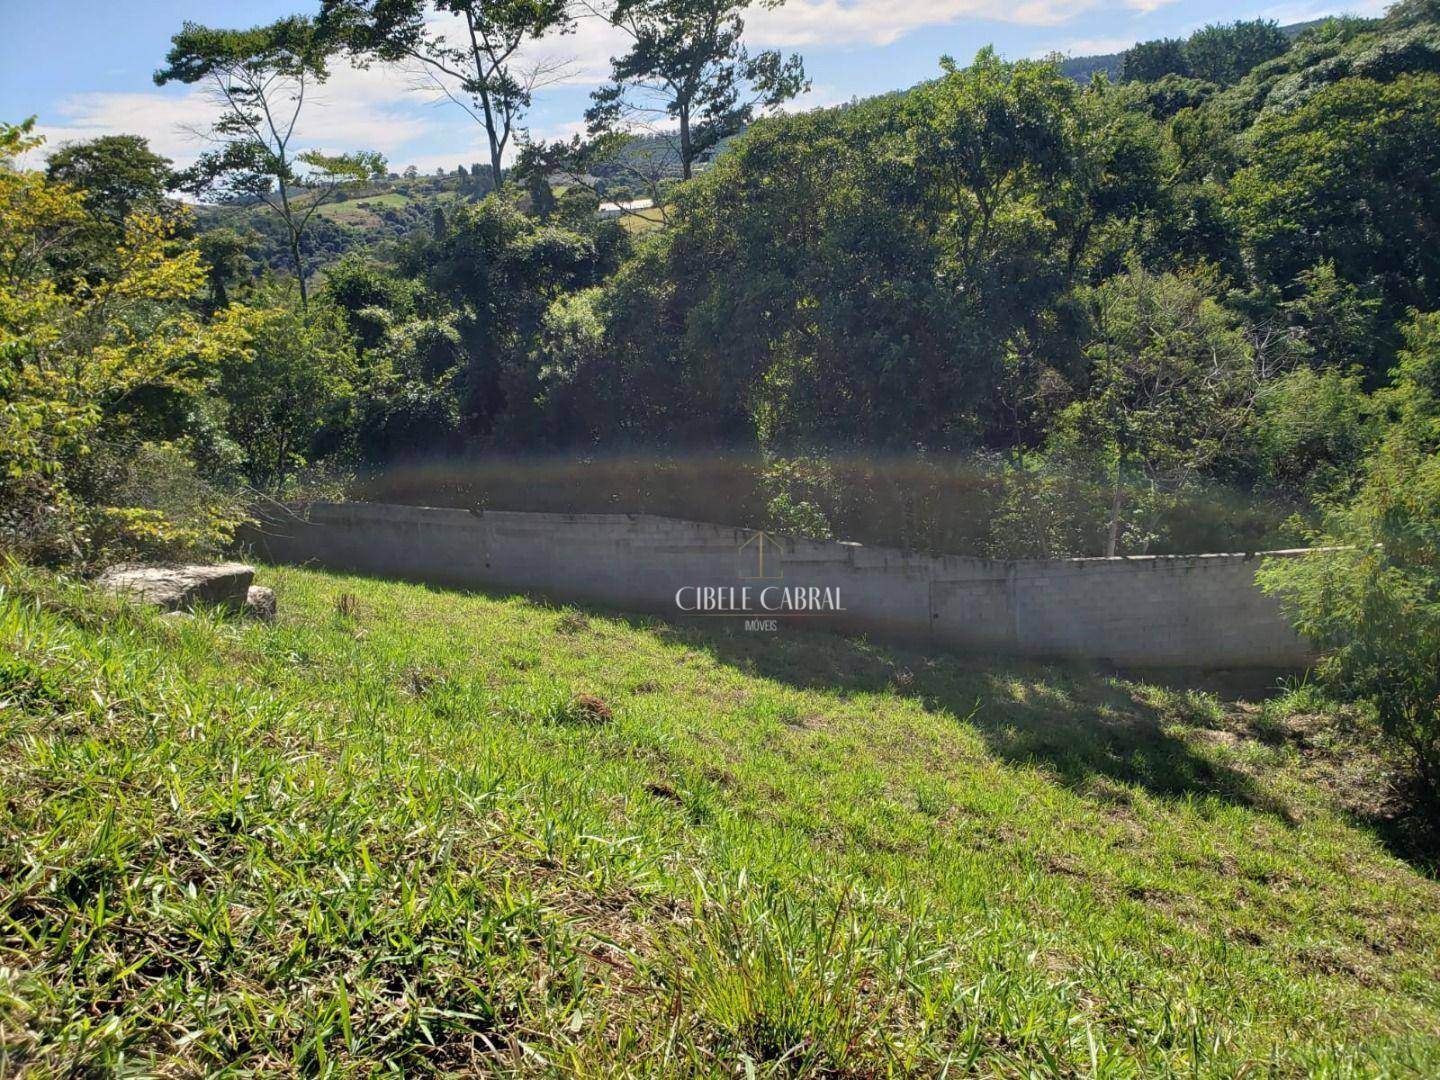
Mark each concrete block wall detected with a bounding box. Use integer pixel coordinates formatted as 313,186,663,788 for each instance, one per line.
243,502,1314,669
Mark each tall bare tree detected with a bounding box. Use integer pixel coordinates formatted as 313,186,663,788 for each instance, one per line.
322,1,573,193
584,0,807,181
156,18,385,308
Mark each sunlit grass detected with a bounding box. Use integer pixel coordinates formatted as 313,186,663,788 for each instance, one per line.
1,561,1437,1075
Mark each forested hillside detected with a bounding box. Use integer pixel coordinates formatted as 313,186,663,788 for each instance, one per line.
308,4,1440,559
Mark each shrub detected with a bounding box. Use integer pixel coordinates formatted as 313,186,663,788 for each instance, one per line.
1260,311,1440,803
83,442,249,563
1,120,246,564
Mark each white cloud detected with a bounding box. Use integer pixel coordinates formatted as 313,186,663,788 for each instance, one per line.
529,118,594,143
1028,35,1136,58
29,59,477,173
1123,0,1181,14
745,0,1106,49
32,91,217,165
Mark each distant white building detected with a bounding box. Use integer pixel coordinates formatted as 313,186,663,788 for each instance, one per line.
597,198,655,220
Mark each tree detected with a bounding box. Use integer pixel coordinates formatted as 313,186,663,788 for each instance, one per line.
417,196,610,436
1,120,245,561
1229,74,1440,374
1183,19,1289,85
1047,263,1261,556
322,0,573,192
585,0,808,181
211,294,358,491
1280,260,1385,373
196,227,254,311
904,50,1077,277
1250,365,1379,503
1120,38,1189,83
1052,84,1170,274
44,135,174,224
155,17,386,309
1259,310,1440,805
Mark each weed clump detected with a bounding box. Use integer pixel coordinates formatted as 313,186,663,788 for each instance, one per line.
554,607,589,635
570,692,613,724
497,683,614,725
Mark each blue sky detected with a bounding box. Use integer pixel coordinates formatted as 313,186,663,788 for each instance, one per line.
0,0,1388,173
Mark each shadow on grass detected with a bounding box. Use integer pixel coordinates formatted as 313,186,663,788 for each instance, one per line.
617,611,1299,822
256,562,1297,820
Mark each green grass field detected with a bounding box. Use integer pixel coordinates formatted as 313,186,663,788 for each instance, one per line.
2,562,1438,1076
618,206,667,234
310,192,416,229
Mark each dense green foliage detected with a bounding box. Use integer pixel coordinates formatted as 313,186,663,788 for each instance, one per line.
1261,311,1440,801
3,561,1438,1074
0,121,249,564
12,5,1440,560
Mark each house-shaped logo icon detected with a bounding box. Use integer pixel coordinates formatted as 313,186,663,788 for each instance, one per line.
737,530,784,580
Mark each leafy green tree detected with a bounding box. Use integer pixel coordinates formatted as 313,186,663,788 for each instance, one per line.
1183,20,1289,85
904,49,1077,277
155,17,386,308
211,295,358,491
322,252,430,351
1229,74,1440,375
1047,262,1260,555
413,196,616,438
546,54,1104,455
322,0,573,192
1280,260,1385,372
1259,310,1440,803
319,254,466,462
195,228,254,311
44,134,174,224
1385,0,1440,30
1,120,245,562
586,0,808,181
1118,74,1217,120
1054,86,1171,274
1120,38,1189,83
1250,366,1379,503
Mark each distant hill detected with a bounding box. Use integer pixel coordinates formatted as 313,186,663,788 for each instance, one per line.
190,168,499,279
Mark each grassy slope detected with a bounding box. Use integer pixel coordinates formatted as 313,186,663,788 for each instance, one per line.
314,192,416,226
1,563,1437,1076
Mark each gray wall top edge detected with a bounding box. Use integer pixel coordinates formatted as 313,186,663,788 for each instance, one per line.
272,501,1321,570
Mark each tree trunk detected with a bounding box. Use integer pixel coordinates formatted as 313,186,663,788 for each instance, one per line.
276,177,308,310
488,141,504,194
476,83,505,193
679,105,693,181
290,233,308,310
1105,471,1123,557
